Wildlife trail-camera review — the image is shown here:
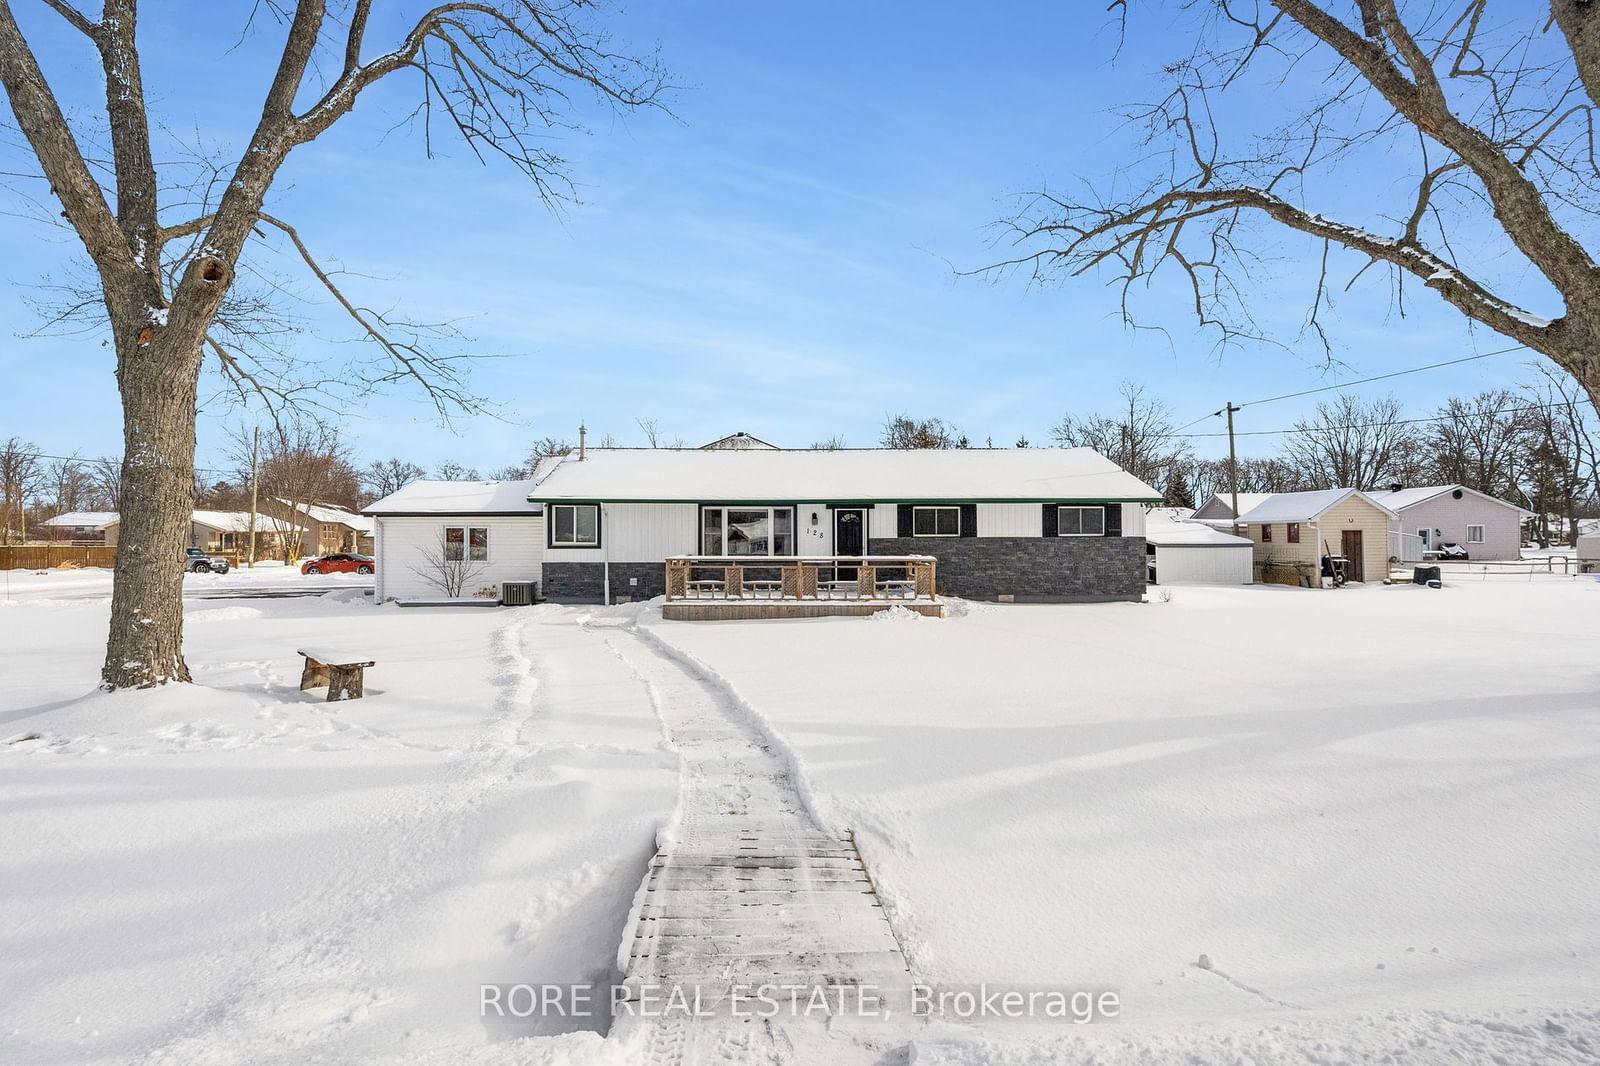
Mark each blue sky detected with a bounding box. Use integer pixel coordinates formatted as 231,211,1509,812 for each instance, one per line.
0,2,1553,477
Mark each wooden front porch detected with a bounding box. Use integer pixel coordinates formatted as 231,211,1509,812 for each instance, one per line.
662,554,941,620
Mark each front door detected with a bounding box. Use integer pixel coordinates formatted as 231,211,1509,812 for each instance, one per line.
834,508,865,580
1341,529,1364,583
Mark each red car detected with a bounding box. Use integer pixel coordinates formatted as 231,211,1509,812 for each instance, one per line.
301,553,375,576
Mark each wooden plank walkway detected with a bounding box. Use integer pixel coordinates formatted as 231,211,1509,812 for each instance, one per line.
591,623,911,1064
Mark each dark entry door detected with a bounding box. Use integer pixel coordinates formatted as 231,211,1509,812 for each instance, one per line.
1341,529,1364,583
834,508,865,580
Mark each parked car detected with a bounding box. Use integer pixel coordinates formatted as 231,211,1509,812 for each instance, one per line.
301,553,375,576
184,547,231,574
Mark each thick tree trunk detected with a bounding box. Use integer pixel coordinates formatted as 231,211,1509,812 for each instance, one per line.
102,329,202,689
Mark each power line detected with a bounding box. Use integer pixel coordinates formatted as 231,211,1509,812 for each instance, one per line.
8,449,238,478
1162,344,1531,440
1168,398,1584,440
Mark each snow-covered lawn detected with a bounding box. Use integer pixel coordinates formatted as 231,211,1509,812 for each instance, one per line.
3,568,1598,1064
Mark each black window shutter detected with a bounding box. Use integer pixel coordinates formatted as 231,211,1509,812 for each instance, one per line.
897,504,913,537
959,503,977,538
1041,504,1058,537
1103,503,1122,537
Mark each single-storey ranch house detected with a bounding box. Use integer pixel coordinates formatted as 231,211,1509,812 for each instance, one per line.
1375,483,1531,561
365,447,1164,610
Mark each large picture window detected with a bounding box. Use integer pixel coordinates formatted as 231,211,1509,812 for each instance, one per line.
701,506,794,556
912,506,961,537
445,525,489,561
1056,505,1105,536
549,504,599,547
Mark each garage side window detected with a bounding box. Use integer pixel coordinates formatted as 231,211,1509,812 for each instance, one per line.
444,526,489,561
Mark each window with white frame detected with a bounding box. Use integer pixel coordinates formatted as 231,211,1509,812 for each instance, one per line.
444,525,490,561
549,504,599,547
1056,505,1105,536
701,506,794,555
912,506,961,537
1466,524,1485,544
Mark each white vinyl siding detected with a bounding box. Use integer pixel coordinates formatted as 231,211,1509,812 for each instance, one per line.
373,515,543,601
1151,544,1253,585
1121,504,1146,538
976,504,1043,537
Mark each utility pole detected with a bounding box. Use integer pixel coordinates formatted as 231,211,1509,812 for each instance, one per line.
246,426,260,568
1224,402,1242,537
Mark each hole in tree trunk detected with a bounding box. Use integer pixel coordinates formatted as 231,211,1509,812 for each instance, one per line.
200,259,226,283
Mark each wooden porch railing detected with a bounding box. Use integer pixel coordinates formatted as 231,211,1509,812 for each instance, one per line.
664,555,937,603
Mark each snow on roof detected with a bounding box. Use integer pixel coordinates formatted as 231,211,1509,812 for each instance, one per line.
44,511,119,529
1235,488,1398,523
1376,484,1534,518
527,448,1163,503
276,499,375,533
363,479,544,516
1144,509,1252,547
190,510,307,533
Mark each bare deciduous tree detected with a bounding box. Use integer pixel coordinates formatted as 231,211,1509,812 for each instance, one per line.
0,1,667,688
1050,381,1192,488
809,435,847,450
410,527,487,598
362,458,427,503
1285,393,1423,490
1429,389,1530,499
881,415,961,449
434,461,482,481
0,437,42,543
986,3,1600,418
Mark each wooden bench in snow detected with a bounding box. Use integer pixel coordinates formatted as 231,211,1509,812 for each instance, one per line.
296,647,375,702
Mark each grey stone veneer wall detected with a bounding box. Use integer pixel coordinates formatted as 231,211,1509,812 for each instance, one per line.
541,561,665,604
541,540,1146,604
867,536,1147,602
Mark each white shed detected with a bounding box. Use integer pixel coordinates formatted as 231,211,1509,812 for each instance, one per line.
364,480,544,602
1145,510,1254,585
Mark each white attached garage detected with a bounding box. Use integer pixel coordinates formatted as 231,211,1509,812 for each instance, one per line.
363,480,544,603
1146,512,1253,586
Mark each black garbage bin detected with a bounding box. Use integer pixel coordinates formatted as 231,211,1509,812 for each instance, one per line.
1413,565,1441,586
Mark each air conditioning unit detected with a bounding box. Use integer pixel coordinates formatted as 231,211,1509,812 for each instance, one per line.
501,580,540,606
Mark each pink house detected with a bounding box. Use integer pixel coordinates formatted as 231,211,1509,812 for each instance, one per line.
1377,485,1531,562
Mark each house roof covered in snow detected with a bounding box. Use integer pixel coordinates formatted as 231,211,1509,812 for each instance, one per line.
1144,510,1253,548
526,448,1163,503
44,511,119,529
1234,488,1398,524
363,479,544,516
276,499,376,533
190,510,308,533
1374,484,1533,518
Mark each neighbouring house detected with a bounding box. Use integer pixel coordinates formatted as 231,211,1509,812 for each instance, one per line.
364,480,544,602
1234,489,1399,586
188,510,307,556
1144,508,1254,586
266,499,375,555
521,446,1161,605
1192,492,1274,523
700,431,778,450
41,510,306,555
1376,484,1532,562
43,511,120,545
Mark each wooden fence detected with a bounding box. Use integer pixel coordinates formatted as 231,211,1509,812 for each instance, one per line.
0,546,242,570
0,544,117,570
